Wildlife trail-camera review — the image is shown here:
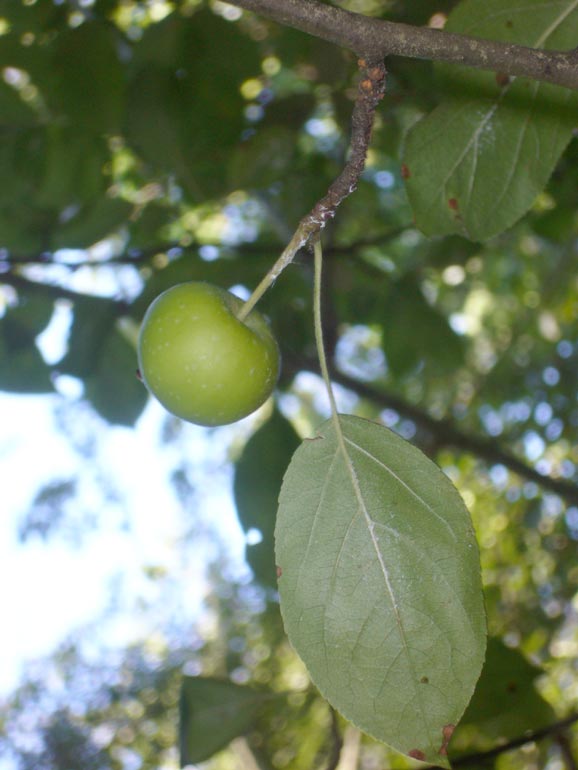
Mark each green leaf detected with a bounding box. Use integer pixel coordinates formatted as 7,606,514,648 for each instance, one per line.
276,414,486,766
125,11,260,200
382,275,464,377
234,410,301,587
452,637,555,753
84,326,147,426
0,293,54,393
403,0,578,240
229,127,297,191
59,299,119,379
51,21,124,135
179,677,270,765
0,81,37,126
0,31,54,125
36,129,110,212
5,293,54,338
0,340,53,393
53,196,132,249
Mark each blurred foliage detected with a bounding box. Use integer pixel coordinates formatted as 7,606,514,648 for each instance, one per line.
0,0,577,768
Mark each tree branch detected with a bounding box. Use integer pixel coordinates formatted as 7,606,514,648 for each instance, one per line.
285,354,578,506
325,709,343,770
330,364,578,506
238,56,386,320
227,0,578,91
1,272,130,310
556,731,578,770
448,712,578,769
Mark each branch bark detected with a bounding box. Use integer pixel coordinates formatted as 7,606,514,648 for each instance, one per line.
449,712,578,769
227,0,578,91
238,57,386,321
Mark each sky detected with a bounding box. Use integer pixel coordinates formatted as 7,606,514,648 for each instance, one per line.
0,245,265,699
0,383,252,698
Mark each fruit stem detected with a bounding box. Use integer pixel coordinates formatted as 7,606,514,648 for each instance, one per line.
236,228,307,322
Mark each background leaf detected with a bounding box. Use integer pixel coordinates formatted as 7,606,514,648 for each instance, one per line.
403,0,578,240
276,415,486,765
0,294,54,393
51,21,124,135
125,10,261,200
452,637,555,754
84,326,148,427
234,410,301,587
179,677,271,764
381,274,465,377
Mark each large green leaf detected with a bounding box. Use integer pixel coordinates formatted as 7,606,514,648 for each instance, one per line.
234,410,301,587
403,0,578,240
179,677,271,765
276,414,486,765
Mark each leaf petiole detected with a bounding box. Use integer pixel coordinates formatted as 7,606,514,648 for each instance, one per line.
313,237,340,427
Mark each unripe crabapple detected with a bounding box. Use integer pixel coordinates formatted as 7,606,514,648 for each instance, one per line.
138,282,279,426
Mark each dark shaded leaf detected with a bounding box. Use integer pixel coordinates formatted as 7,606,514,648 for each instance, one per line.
51,21,124,135
125,11,260,199
84,326,147,426
234,410,300,587
53,196,133,250
0,293,54,393
58,298,119,379
180,677,271,764
451,637,555,755
382,275,465,377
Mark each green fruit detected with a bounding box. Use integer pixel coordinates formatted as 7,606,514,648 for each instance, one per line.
138,282,280,426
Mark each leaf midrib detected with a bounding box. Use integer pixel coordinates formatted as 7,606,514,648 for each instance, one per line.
332,416,433,747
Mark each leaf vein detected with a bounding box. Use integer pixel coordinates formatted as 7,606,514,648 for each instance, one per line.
343,436,458,542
